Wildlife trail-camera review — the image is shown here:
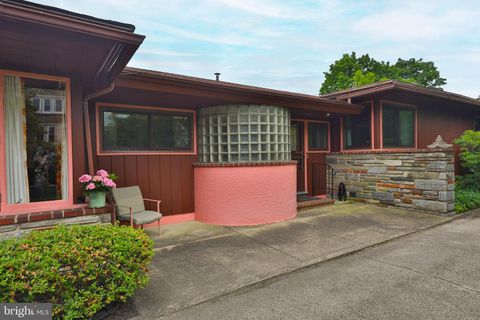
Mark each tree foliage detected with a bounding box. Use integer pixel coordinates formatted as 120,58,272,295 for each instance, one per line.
455,130,480,174
320,52,447,95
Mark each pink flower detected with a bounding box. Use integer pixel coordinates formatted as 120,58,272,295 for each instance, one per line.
86,183,96,190
78,174,92,183
103,178,116,188
93,175,102,182
97,169,109,178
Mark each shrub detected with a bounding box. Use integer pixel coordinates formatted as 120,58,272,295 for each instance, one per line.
0,225,154,320
454,130,480,189
455,186,480,213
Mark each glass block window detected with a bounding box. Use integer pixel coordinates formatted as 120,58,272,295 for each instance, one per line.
198,105,291,163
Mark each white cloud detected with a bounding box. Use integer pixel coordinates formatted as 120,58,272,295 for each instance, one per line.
353,3,478,42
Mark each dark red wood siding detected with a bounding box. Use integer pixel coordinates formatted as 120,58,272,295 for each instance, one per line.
337,90,480,174
95,154,195,215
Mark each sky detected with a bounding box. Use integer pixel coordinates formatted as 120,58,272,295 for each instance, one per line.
37,0,480,98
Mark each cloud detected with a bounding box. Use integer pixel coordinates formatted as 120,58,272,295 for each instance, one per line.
32,0,480,98
353,3,478,42
206,0,301,19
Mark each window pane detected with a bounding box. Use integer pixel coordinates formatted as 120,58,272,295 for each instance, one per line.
382,107,396,147
382,103,415,148
151,114,174,148
308,123,328,150
55,99,63,112
474,118,480,131
4,75,68,204
43,98,51,112
399,110,414,146
343,104,371,149
174,116,191,148
103,111,149,149
102,108,192,151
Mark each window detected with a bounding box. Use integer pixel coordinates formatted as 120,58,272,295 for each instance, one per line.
43,98,51,112
33,98,40,111
308,122,328,150
382,102,415,148
55,99,63,113
343,103,371,149
100,107,193,152
475,118,480,131
2,74,68,204
197,105,290,163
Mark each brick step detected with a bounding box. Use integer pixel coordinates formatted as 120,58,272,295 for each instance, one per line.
297,198,335,209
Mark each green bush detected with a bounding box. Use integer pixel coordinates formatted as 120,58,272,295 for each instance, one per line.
455,186,480,213
0,225,154,320
454,130,480,189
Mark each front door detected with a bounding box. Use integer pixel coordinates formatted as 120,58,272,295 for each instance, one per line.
306,121,329,196
291,121,305,193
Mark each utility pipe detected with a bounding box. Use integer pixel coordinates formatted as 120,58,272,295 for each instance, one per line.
82,82,115,175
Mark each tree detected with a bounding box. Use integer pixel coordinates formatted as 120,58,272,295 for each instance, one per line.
319,52,447,95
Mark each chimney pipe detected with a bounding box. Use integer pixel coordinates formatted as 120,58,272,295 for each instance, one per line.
214,72,221,81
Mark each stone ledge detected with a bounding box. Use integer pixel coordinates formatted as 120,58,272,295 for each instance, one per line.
0,205,115,226
330,148,453,155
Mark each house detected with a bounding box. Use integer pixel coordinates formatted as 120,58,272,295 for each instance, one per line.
0,1,479,233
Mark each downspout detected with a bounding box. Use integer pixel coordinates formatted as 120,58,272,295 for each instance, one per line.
82,82,115,175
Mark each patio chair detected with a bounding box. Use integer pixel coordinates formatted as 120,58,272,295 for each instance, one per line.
111,186,162,234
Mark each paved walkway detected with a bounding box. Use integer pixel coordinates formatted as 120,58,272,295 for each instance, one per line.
108,202,451,320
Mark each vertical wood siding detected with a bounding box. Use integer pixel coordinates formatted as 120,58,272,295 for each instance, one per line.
96,154,195,215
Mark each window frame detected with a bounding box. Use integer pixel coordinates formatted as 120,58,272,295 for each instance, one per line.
380,100,417,150
341,100,374,151
96,103,197,156
0,70,73,214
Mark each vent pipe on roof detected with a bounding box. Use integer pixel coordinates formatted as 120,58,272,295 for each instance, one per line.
214,72,221,81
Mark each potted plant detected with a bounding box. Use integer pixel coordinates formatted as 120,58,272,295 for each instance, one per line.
78,170,117,208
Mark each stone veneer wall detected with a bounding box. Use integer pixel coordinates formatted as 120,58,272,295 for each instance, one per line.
326,149,455,214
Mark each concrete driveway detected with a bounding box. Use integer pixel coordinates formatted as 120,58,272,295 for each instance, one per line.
161,209,480,320
108,202,451,320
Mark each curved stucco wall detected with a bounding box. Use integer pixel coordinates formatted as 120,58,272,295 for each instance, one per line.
194,164,297,226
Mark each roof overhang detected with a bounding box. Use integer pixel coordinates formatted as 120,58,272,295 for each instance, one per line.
322,80,480,109
0,0,145,88
114,67,364,115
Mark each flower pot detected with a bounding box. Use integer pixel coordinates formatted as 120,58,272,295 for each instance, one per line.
88,191,106,208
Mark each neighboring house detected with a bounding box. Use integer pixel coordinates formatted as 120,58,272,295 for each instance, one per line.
0,1,479,232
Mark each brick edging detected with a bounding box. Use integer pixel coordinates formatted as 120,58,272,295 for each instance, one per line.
0,206,114,226
193,161,298,168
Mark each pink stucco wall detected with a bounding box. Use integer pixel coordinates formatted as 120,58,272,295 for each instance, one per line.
194,164,297,226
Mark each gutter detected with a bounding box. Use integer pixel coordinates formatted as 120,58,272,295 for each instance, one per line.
82,83,115,175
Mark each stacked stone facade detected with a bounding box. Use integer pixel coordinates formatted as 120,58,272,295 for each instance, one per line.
326,149,455,214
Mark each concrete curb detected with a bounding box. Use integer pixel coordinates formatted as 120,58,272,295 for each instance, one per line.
155,215,457,319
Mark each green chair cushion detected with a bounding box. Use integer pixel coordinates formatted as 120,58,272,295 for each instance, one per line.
118,210,162,225
111,186,145,216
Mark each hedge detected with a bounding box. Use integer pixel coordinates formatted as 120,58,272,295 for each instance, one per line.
0,225,154,319
455,187,480,214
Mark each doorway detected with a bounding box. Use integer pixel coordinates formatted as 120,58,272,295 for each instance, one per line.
291,120,329,196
